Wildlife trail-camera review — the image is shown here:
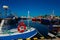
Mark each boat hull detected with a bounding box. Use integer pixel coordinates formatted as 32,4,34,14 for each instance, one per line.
0,28,37,40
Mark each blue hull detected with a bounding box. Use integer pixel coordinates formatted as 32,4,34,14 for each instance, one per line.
0,29,37,40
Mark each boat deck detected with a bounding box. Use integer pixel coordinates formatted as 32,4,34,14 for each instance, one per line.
0,27,35,36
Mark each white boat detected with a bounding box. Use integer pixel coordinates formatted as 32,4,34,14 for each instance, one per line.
0,6,37,40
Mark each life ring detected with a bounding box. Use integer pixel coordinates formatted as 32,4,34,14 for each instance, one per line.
17,22,26,32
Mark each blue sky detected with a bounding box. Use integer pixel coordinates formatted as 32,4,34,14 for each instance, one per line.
0,0,60,17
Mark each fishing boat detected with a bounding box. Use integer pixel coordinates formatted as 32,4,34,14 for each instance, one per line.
0,5,37,40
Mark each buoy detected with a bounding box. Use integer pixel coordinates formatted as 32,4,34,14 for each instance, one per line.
17,21,26,32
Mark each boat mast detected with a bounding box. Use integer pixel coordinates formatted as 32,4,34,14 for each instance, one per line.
0,5,8,32
50,10,55,19
27,10,30,27
3,5,8,17
52,10,55,16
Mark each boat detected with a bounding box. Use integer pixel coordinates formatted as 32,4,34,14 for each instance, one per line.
32,10,60,38
0,5,37,40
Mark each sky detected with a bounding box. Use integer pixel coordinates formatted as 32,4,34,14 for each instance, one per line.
0,0,60,17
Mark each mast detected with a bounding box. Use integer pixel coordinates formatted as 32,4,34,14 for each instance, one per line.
50,10,55,19
27,10,30,27
3,5,8,17
52,10,54,16
0,5,8,32
0,20,5,32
